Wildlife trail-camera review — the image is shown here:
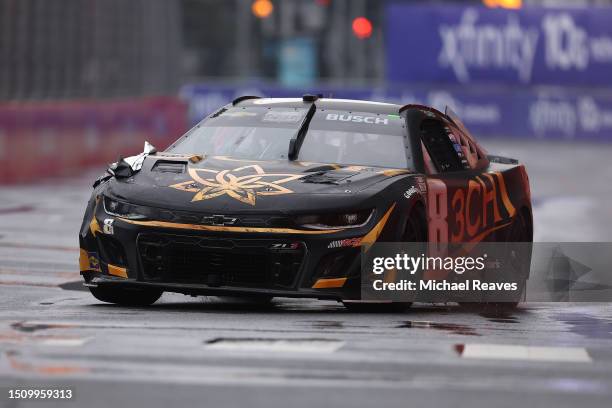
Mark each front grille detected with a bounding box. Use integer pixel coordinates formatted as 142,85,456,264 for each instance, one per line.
313,248,360,283
96,234,128,267
137,234,305,288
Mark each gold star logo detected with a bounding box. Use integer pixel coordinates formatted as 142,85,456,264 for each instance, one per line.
170,165,304,206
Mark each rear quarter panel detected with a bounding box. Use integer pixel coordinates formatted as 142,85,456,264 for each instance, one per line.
426,163,532,244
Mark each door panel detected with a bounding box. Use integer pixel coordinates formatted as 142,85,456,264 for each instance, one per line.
426,172,516,244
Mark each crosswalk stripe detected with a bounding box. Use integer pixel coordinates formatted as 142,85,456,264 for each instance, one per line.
457,343,592,363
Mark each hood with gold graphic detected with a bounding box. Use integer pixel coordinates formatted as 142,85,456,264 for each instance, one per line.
104,154,414,213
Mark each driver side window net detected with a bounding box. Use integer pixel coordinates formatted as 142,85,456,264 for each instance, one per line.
420,119,465,173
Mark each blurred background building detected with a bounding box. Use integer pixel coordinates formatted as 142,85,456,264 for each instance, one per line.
1,0,612,183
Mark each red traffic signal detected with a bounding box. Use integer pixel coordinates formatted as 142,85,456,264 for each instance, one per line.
352,17,373,39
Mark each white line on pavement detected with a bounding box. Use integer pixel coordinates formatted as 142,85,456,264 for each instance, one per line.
459,343,592,363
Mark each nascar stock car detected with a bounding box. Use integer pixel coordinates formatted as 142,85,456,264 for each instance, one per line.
79,95,532,309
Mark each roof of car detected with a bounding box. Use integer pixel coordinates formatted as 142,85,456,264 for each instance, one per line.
234,97,403,115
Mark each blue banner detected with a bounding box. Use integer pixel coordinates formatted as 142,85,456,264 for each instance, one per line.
180,83,612,141
385,4,612,86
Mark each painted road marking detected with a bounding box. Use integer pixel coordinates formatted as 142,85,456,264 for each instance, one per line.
457,343,592,363
205,338,345,353
40,337,91,347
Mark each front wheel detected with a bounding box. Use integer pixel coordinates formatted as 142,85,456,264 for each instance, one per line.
344,206,426,313
342,301,412,312
459,209,531,314
89,286,162,306
216,295,274,305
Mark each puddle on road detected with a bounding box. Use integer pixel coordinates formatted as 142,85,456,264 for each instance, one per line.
58,281,87,292
486,317,520,324
11,322,75,333
303,320,372,330
38,297,82,306
556,313,612,340
310,321,344,329
479,313,520,324
0,205,35,215
396,321,481,336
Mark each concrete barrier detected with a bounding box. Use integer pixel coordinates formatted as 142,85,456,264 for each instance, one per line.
0,97,187,184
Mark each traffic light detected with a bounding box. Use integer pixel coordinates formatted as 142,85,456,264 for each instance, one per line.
352,16,373,39
252,0,274,19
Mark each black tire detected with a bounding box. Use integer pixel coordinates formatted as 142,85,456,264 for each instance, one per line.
217,295,274,305
342,302,411,313
342,205,427,312
459,208,532,313
89,286,162,306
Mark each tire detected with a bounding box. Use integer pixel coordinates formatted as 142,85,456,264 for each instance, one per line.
459,208,532,313
342,205,426,312
342,302,411,313
89,286,162,306
217,295,274,305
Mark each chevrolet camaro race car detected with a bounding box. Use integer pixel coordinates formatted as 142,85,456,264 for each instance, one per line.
79,95,532,309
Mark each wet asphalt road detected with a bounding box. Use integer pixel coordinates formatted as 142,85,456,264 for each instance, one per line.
1,140,612,408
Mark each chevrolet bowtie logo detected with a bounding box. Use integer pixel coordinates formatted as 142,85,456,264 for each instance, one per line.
202,215,237,226
169,164,304,206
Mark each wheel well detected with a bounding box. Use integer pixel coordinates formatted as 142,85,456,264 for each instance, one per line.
520,206,533,242
408,201,428,241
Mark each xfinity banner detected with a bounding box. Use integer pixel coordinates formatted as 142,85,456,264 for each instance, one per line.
386,4,612,86
181,83,612,141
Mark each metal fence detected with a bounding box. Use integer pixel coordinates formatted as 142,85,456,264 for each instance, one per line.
0,0,181,100
3,0,612,102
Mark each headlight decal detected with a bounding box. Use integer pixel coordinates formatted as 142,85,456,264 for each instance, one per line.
295,209,374,230
103,196,148,220
360,203,396,249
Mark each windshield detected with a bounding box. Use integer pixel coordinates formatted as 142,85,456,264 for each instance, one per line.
168,125,296,160
168,106,412,169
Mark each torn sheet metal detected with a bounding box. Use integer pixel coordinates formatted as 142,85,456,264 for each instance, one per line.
94,141,158,187
108,141,158,179
123,141,157,171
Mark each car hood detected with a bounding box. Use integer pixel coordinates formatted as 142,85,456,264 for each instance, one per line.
105,154,413,213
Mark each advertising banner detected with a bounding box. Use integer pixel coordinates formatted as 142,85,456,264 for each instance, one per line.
181,83,612,141
0,97,187,184
386,4,612,87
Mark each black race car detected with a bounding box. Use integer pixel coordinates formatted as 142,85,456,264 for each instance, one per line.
79,95,532,308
